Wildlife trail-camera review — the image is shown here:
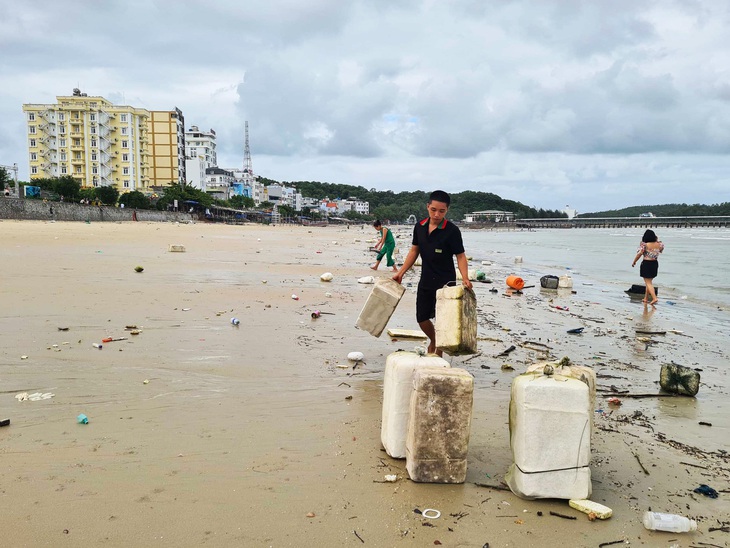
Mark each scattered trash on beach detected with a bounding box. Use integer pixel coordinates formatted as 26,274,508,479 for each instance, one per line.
358,276,375,284
325,292,332,298
495,345,516,357
102,337,127,343
134,266,144,273
384,474,397,482
320,272,333,282
21,355,28,360
607,397,622,406
553,305,569,311
291,294,299,300
306,512,316,518
143,379,150,384
58,327,70,331
501,363,515,371
421,509,441,519
567,327,584,334
0,419,9,427
660,363,700,396
693,484,718,498
311,311,321,319
92,343,103,349
168,244,186,252
569,499,612,520
347,351,365,362
15,392,55,402
231,317,240,326
77,414,89,424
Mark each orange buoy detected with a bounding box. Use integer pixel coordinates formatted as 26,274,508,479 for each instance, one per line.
506,275,525,290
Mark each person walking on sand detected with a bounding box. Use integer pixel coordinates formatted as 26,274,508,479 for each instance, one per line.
392,190,472,356
370,220,398,272
632,229,665,306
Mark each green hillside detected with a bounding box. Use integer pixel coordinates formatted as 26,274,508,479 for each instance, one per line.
579,203,730,218
259,178,566,221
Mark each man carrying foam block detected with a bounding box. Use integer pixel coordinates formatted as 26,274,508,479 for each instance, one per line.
392,190,472,356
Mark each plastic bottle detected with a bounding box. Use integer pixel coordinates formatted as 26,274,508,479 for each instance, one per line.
643,511,697,533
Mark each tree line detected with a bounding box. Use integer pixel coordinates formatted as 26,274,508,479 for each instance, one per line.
578,203,730,218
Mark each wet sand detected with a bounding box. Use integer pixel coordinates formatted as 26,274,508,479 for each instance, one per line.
0,220,728,547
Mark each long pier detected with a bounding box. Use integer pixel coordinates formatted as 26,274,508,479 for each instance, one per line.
514,216,730,229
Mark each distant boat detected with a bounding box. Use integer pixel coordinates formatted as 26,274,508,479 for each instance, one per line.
302,219,328,227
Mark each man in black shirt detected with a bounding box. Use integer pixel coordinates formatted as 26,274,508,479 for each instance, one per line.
393,190,472,355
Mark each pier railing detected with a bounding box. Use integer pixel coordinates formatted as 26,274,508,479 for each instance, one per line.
514,216,730,229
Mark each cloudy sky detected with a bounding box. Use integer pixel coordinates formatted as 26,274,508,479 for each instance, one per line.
2,0,729,213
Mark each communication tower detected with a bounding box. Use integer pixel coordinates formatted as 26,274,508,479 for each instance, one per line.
242,121,254,186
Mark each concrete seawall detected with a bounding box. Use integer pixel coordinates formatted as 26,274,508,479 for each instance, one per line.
0,197,194,223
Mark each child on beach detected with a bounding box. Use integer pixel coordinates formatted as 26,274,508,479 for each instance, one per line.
371,220,398,272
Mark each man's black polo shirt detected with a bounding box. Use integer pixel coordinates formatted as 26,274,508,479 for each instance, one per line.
412,217,465,290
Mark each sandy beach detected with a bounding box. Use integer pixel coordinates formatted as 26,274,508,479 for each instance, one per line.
0,220,728,547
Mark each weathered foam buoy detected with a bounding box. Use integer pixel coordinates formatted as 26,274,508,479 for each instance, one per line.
347,351,365,362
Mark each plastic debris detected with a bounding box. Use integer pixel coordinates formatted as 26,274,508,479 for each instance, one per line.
347,351,365,362
384,474,397,482
607,397,622,406
358,276,375,284
231,317,240,326
311,311,321,319
92,343,103,349
569,499,612,520
320,272,334,282
21,355,28,360
325,292,332,298
567,327,584,334
660,363,700,396
693,484,718,498
0,419,9,427
77,414,89,424
422,509,441,519
291,294,299,300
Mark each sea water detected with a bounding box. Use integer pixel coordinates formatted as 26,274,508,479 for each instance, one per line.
462,227,729,337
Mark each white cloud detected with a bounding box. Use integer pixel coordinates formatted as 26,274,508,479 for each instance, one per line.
1,0,729,212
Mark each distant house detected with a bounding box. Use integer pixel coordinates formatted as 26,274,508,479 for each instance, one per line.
464,210,515,223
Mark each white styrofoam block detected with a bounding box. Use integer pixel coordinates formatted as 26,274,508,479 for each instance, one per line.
381,352,450,459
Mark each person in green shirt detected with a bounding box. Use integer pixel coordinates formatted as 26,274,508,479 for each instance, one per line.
370,220,398,272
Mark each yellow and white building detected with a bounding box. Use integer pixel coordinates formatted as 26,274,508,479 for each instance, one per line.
22,89,185,193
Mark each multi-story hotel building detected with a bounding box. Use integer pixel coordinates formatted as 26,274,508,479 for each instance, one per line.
184,125,217,190
22,89,185,193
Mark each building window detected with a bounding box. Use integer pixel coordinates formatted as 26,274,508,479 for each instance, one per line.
74,152,81,159
90,127,96,134
92,167,98,174
28,113,35,121
75,166,81,173
121,114,127,122
121,127,128,135
90,113,96,121
122,153,129,161
93,180,99,187
123,167,129,175
59,125,66,134
59,113,65,121
29,138,36,147
29,126,36,134
31,166,38,174
61,166,67,174
74,112,79,119
91,153,97,161
60,153,67,161
72,125,80,133
73,139,80,146
122,140,128,148
30,152,37,161
91,139,97,147
123,180,130,188
59,138,66,147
